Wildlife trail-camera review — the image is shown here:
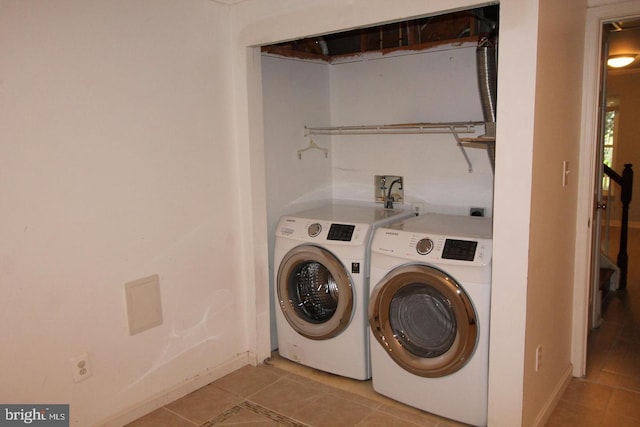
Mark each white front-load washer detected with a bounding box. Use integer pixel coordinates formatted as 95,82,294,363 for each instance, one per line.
368,213,492,426
273,201,415,380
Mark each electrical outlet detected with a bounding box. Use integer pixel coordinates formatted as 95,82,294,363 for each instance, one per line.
70,353,92,383
535,345,543,372
470,207,485,217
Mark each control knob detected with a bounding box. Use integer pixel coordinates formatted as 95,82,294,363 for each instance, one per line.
416,238,434,255
308,223,322,237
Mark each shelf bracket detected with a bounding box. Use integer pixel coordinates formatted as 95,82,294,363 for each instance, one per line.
450,126,473,173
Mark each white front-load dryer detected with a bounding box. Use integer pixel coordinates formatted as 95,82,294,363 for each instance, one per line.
368,213,492,426
273,201,415,380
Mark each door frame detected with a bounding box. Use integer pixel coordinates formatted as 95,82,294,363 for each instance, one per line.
573,0,640,377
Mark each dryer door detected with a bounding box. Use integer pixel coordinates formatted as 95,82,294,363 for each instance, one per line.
277,244,354,340
369,264,478,377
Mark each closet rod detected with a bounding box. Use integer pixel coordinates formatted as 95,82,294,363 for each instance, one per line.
304,122,484,136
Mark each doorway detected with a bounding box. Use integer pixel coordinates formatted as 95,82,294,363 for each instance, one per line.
573,2,640,378
593,17,640,322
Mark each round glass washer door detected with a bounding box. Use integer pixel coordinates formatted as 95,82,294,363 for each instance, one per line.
277,244,354,340
369,264,478,377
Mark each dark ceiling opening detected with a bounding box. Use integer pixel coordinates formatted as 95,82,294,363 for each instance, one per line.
261,5,499,62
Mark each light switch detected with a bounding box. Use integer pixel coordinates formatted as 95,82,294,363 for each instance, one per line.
562,160,570,187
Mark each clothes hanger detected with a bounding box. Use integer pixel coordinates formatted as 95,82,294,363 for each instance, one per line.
297,137,328,159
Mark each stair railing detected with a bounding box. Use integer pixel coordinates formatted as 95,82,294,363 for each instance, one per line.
603,163,633,289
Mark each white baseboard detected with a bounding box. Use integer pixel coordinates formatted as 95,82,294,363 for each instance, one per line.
532,364,573,427
99,352,251,427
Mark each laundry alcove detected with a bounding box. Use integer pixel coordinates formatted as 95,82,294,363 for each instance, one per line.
260,5,498,351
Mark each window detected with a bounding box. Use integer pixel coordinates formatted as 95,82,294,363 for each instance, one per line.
603,97,619,193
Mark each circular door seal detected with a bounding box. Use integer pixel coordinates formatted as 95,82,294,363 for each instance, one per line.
369,264,478,377
277,245,354,340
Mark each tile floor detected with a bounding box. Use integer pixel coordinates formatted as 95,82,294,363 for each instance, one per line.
544,289,640,426
128,227,640,427
127,351,469,426
544,226,640,426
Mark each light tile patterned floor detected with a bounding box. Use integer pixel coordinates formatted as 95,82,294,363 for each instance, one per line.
128,227,640,427
128,300,640,427
127,355,467,426
544,226,640,426
544,287,640,426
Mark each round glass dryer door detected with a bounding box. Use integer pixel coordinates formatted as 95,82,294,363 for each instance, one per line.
277,245,354,340
369,264,478,377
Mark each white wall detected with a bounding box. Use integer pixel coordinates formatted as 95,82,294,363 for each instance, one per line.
262,56,333,213
0,1,249,425
523,0,586,425
486,1,539,424
329,46,493,213
262,55,332,349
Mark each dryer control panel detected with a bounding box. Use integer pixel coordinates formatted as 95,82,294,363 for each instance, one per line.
370,213,493,267
372,230,492,267
371,228,492,265
416,237,479,261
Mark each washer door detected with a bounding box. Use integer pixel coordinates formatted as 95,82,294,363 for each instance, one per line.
369,264,478,377
277,245,354,340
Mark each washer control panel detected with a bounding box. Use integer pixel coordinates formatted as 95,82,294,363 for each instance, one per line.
277,216,370,246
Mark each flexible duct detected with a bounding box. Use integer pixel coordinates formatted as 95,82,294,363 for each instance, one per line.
476,36,498,172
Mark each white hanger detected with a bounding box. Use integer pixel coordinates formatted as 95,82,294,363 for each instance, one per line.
297,137,328,159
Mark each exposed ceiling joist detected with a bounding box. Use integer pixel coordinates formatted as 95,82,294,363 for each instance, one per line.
261,5,498,62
